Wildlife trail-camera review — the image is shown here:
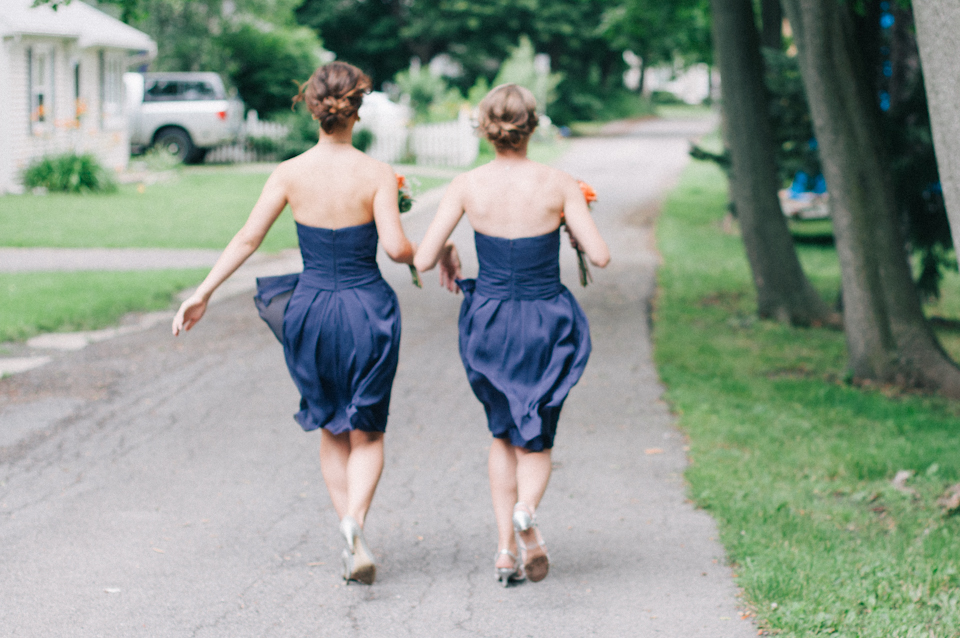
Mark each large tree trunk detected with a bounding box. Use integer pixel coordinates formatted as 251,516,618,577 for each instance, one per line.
760,0,783,50
781,0,960,396
710,0,838,326
914,2,960,258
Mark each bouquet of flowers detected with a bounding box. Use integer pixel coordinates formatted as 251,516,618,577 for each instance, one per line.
396,173,422,287
574,180,597,287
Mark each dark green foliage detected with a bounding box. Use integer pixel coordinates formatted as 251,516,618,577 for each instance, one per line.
351,128,374,153
851,2,954,299
217,22,321,116
294,0,711,125
294,0,405,87
762,49,822,187
22,153,117,194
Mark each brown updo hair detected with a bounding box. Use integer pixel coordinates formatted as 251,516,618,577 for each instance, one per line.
293,62,373,134
477,84,539,150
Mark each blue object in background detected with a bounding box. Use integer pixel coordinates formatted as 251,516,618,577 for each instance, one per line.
788,171,827,198
789,171,810,196
812,174,826,194
880,12,895,29
879,91,891,112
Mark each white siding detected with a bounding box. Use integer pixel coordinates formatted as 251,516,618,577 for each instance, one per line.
1,38,134,193
0,36,10,191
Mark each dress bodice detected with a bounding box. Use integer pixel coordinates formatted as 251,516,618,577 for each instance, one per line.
474,229,562,300
297,221,383,290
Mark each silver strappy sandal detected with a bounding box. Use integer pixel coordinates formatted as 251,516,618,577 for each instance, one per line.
513,502,549,583
495,548,526,587
340,515,376,585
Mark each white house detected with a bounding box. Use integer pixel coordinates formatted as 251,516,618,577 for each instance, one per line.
0,0,156,193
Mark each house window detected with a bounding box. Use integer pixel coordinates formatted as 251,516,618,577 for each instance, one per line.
73,60,87,124
29,46,55,134
100,51,124,129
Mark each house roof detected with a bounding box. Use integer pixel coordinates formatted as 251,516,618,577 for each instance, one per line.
0,0,157,57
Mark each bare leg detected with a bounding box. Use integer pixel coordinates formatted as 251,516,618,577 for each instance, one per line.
319,429,350,520
515,446,552,512
489,438,519,569
515,447,552,572
345,430,384,526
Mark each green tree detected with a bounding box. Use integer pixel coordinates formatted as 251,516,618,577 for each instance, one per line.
492,36,562,113
709,0,837,326
294,0,710,123
780,0,960,396
217,22,321,116
600,0,711,93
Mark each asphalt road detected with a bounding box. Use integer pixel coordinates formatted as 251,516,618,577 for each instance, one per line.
0,116,758,637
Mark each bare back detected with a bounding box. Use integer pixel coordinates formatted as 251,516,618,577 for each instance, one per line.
460,159,568,239
278,142,392,229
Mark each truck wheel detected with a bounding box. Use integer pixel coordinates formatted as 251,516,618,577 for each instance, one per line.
153,128,194,163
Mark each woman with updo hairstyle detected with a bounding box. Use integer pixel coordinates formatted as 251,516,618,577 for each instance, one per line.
415,83,610,586
173,61,415,585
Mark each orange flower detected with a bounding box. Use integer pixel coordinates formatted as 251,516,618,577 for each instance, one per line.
396,173,407,190
578,180,597,205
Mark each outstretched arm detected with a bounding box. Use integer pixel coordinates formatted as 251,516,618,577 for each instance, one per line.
413,175,465,292
172,169,288,335
561,175,610,268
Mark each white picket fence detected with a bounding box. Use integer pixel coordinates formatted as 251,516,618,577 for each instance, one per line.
409,109,478,167
204,103,478,168
205,110,288,163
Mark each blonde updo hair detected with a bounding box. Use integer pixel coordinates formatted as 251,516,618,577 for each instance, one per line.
477,84,539,150
293,62,372,134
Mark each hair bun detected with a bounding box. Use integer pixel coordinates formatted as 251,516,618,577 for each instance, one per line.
293,62,372,134
476,84,539,151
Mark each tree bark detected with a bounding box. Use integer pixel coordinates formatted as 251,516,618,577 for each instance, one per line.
710,0,838,326
760,0,783,50
781,0,960,396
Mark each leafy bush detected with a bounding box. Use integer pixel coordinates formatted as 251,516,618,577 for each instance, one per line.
22,153,117,194
217,22,322,118
493,36,563,113
393,64,464,123
351,128,374,153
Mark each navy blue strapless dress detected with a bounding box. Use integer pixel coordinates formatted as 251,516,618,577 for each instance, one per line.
457,229,591,451
254,221,400,434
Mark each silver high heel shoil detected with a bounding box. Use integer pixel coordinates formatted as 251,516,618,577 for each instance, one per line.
495,548,525,587
340,515,376,585
513,502,549,583
512,502,534,533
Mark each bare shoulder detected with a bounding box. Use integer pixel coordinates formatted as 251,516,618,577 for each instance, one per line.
264,155,301,189
532,162,577,193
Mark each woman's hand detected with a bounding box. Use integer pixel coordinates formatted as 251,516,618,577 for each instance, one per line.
172,293,208,336
437,243,462,293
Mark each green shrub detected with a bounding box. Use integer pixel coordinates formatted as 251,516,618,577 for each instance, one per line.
351,128,374,153
23,153,117,194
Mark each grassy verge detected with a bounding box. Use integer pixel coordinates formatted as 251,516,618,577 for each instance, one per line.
0,165,459,343
655,159,960,637
0,170,297,251
0,269,207,342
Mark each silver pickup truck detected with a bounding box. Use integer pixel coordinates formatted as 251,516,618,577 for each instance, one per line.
124,72,244,163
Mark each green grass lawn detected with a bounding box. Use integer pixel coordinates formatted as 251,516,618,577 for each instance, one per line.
655,160,960,637
0,269,208,342
0,166,458,342
0,169,298,251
